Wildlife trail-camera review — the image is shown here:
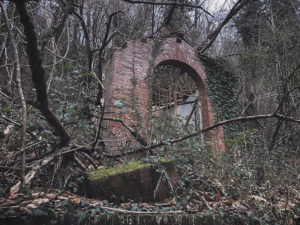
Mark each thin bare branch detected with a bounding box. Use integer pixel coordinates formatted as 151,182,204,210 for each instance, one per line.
122,0,213,17
103,117,148,146
14,0,71,146
0,112,39,140
1,1,27,188
199,0,249,53
105,113,300,159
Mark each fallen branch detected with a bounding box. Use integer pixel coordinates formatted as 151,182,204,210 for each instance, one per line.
0,113,39,140
101,205,182,214
103,117,148,146
72,153,88,171
201,196,212,211
10,152,56,196
9,144,73,196
104,113,300,159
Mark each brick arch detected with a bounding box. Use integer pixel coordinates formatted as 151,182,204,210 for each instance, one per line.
152,59,211,130
106,37,225,152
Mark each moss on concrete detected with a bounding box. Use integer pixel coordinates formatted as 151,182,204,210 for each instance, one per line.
86,159,177,202
88,161,152,181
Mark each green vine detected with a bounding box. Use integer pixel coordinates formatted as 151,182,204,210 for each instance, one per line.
145,38,163,85
198,54,237,137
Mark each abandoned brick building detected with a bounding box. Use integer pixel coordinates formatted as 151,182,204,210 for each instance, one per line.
104,35,225,152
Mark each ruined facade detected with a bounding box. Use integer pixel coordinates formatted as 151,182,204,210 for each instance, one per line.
105,36,225,152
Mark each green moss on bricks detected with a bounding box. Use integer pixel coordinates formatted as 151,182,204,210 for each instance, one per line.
88,161,152,181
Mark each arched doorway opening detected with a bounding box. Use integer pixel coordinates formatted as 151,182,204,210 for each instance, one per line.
150,61,205,143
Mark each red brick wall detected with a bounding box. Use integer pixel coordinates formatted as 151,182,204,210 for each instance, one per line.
105,37,225,152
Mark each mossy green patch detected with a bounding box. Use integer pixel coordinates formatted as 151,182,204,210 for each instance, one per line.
88,161,152,181
159,158,173,163
158,158,175,169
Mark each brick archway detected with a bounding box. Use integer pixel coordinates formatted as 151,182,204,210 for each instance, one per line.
106,37,225,152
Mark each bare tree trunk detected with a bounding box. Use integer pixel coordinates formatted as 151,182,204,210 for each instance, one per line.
95,11,121,106
14,0,71,146
0,1,27,189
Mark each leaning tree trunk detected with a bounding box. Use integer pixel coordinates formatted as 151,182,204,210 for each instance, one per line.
14,0,71,146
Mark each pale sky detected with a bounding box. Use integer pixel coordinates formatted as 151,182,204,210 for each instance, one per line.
208,0,232,12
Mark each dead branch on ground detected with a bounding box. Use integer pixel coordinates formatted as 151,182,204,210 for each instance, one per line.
103,117,148,146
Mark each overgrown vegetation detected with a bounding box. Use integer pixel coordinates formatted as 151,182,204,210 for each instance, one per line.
0,0,299,224
198,54,237,137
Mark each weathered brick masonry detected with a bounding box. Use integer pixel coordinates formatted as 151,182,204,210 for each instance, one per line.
105,36,225,152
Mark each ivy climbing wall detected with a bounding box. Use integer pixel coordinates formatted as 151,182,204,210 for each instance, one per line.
105,36,225,152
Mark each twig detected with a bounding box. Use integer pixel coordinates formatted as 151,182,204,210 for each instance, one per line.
122,0,213,17
101,205,182,214
104,113,300,159
10,150,58,195
95,11,122,106
103,117,148,146
1,1,27,188
78,151,99,169
0,89,12,101
240,94,283,116
201,196,212,210
92,105,105,151
14,0,71,145
0,166,22,171
153,174,162,200
0,33,8,59
72,153,88,171
0,113,38,140
40,0,71,49
199,0,249,53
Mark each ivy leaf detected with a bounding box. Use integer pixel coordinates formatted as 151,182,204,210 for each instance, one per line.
113,101,123,109
5,207,16,216
131,204,140,211
61,200,72,208
75,211,87,225
80,201,89,207
1,107,10,113
73,187,78,193
161,207,170,212
102,200,109,206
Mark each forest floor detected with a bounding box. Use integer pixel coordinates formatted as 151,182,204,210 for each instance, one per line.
0,176,299,224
